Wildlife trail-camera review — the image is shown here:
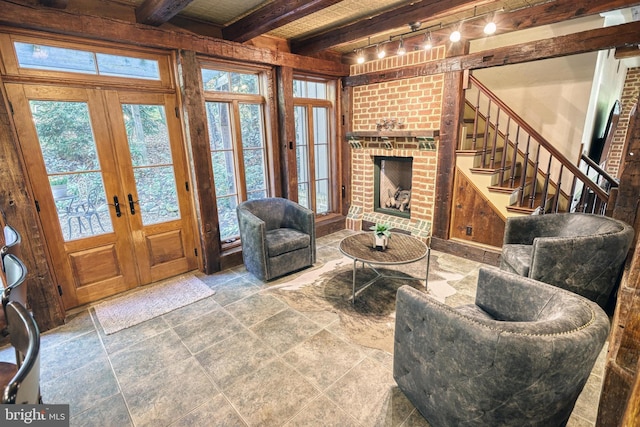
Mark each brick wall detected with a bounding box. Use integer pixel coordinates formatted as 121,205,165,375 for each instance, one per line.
607,67,640,178
347,47,446,238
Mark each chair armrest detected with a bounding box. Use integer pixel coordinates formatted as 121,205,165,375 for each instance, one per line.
237,207,269,278
282,202,316,263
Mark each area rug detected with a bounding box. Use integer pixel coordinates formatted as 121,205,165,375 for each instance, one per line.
94,273,215,335
266,255,463,354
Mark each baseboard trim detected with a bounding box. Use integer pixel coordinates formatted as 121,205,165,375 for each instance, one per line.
431,237,501,266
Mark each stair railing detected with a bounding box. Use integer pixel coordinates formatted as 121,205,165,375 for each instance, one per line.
463,75,617,215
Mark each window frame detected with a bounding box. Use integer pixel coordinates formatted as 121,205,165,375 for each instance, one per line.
293,76,338,216
0,31,174,90
201,62,273,246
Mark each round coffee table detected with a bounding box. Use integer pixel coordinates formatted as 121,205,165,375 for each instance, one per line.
339,232,430,302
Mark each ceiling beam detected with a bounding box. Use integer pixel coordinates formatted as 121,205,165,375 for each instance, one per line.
0,1,349,76
290,0,496,55
615,44,640,59
38,0,68,8
136,0,196,26
297,0,640,57
344,20,640,87
223,0,342,43
342,0,640,63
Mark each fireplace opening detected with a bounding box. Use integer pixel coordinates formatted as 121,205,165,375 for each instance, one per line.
374,156,413,218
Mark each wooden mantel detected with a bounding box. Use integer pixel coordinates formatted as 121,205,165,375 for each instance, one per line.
346,130,439,139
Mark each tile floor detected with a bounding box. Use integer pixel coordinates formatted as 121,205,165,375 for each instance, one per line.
0,230,607,426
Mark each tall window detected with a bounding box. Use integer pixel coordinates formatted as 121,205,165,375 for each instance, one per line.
203,67,269,242
294,78,334,214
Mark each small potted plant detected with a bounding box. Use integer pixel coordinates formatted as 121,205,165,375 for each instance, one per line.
370,223,391,251
49,176,69,199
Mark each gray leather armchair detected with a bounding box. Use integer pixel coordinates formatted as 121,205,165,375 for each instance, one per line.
393,266,610,427
500,212,634,309
237,198,315,281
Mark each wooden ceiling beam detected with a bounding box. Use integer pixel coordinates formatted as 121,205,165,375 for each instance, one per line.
0,1,349,76
344,20,640,87
615,44,640,59
291,0,491,55
448,0,640,41
295,0,640,56
223,0,342,43
39,0,68,8
136,0,196,26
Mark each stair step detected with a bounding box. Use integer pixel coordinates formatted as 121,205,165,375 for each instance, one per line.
488,177,530,193
470,162,514,175
507,191,556,214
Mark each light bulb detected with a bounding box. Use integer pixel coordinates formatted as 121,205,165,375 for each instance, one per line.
377,45,386,59
423,33,432,50
450,30,461,43
484,21,497,35
357,54,365,64
397,39,406,56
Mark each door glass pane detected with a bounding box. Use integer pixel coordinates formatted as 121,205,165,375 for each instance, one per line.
294,106,310,209
313,107,330,213
207,101,239,241
29,100,113,241
16,43,96,74
240,104,267,199
95,53,159,80
122,104,180,225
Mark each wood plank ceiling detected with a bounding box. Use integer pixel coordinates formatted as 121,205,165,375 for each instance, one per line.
46,0,638,62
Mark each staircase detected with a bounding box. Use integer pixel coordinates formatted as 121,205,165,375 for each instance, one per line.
456,75,618,221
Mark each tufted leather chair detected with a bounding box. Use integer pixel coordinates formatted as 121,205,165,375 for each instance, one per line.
500,212,634,309
393,266,610,427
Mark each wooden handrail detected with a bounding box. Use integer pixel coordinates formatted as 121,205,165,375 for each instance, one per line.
467,75,611,204
580,153,619,187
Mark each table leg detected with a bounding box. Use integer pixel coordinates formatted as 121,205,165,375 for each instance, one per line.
352,259,357,303
425,247,431,291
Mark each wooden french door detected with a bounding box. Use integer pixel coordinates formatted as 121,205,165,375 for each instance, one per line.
6,83,197,309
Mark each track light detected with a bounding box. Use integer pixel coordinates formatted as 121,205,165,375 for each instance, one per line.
397,38,406,56
484,21,497,35
377,44,386,59
450,30,461,43
356,49,365,64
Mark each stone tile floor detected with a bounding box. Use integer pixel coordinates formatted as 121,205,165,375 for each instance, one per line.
0,230,606,426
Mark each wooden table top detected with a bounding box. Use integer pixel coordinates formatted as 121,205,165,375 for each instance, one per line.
339,233,428,265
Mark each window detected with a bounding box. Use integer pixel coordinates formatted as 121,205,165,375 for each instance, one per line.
203,67,269,242
14,42,160,80
294,78,334,214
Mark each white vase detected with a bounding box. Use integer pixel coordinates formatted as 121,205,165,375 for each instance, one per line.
374,233,388,251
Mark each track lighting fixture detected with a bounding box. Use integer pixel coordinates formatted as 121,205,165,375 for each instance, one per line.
352,7,501,64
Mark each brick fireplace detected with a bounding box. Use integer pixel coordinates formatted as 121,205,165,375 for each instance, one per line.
346,46,446,239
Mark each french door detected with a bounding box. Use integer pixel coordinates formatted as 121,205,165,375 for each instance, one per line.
6,84,197,309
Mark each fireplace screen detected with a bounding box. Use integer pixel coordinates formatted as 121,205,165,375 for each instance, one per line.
374,156,413,218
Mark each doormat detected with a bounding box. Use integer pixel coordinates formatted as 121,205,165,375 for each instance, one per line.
93,273,215,335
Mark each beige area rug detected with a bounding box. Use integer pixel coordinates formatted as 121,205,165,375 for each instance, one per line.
266,255,461,354
94,273,215,335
